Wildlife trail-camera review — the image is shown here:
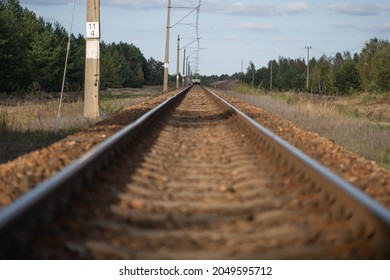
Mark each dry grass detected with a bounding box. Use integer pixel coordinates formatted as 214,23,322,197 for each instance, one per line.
226,84,390,169
0,87,161,163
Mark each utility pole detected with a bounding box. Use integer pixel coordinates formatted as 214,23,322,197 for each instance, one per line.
240,60,244,82
182,48,186,87
270,61,273,91
84,0,100,118
305,46,312,92
187,60,192,84
163,0,171,92
251,62,255,87
186,56,189,85
176,35,180,89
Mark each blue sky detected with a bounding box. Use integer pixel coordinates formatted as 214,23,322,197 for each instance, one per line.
19,0,390,76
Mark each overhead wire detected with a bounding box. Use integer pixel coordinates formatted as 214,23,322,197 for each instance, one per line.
170,5,199,28
311,23,390,56
170,0,202,76
55,0,77,134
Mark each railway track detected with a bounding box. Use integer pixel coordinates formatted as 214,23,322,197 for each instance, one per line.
0,85,390,259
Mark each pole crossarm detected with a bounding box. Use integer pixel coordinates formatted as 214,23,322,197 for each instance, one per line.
181,37,201,50
171,6,197,9
164,0,201,89
170,5,200,29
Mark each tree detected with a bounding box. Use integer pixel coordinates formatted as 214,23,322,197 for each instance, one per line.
0,8,22,92
101,45,126,89
115,42,146,88
242,61,256,86
310,55,331,94
0,0,30,92
371,44,390,92
256,67,269,89
357,38,382,92
274,57,305,91
66,34,85,91
144,57,164,86
334,59,360,94
29,24,67,91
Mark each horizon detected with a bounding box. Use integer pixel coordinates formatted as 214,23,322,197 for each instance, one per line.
19,0,390,76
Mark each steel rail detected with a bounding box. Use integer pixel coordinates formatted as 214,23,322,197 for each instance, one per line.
1,84,390,258
0,86,191,256
204,86,390,257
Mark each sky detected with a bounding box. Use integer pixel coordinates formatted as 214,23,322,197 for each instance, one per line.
19,0,390,76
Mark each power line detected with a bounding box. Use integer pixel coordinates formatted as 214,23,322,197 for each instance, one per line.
165,0,202,87
312,23,390,56
55,0,77,134
170,5,199,28
193,0,201,74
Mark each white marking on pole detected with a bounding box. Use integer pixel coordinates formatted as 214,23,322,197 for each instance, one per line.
86,40,100,59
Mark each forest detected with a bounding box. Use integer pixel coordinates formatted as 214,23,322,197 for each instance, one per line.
1,0,389,96
241,38,390,95
0,0,165,94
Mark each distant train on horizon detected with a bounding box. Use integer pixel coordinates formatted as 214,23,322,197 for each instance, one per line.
192,74,201,85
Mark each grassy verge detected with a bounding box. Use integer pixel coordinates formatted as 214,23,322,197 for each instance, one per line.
228,84,390,169
0,87,161,164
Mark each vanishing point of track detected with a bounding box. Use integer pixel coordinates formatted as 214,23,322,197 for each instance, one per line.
1,86,390,259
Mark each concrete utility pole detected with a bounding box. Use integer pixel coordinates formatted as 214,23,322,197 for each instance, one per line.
187,60,192,84
240,60,243,81
182,48,186,87
305,46,312,92
176,35,180,89
163,0,171,92
84,0,100,118
251,63,255,87
270,61,273,91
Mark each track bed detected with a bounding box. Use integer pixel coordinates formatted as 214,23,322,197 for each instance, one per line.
4,86,385,259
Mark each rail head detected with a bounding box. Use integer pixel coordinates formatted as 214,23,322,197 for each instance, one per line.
204,86,390,255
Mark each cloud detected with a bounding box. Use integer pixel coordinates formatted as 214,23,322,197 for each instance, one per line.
20,0,165,9
332,23,390,34
271,36,307,43
235,23,278,32
204,1,314,17
19,0,311,16
103,0,165,10
19,0,71,5
283,2,310,14
328,2,385,16
224,2,278,16
223,35,241,41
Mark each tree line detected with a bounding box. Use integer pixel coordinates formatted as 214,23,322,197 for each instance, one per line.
4,0,387,96
0,0,165,94
241,38,390,95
